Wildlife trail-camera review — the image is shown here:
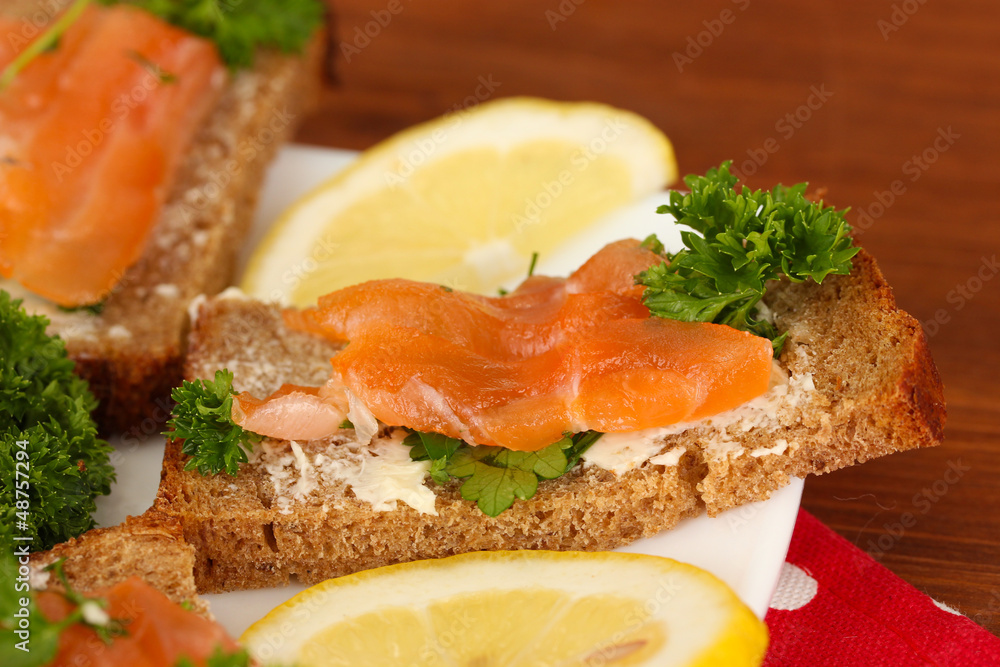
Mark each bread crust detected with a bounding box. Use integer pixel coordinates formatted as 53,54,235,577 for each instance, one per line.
155,248,945,593
14,40,324,434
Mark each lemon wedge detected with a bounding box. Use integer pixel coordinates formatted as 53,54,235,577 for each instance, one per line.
240,551,767,666
241,97,676,304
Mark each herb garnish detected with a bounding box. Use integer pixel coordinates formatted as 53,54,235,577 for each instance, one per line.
57,300,106,316
0,0,90,91
0,292,115,551
405,431,602,516
637,161,858,353
165,369,261,476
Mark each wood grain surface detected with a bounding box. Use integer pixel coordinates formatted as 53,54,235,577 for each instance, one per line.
298,0,1000,633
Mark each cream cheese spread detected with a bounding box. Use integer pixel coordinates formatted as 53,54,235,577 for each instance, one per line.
254,429,437,516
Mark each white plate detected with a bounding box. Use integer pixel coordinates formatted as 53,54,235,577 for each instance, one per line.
94,144,802,638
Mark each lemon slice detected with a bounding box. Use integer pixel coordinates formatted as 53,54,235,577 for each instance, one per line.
241,97,676,305
240,551,767,666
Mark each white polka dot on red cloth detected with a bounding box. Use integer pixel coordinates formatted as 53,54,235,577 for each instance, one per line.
932,599,963,616
770,562,818,611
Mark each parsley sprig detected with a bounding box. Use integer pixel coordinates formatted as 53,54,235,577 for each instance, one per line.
637,161,858,353
0,292,115,551
405,431,602,516
165,370,261,476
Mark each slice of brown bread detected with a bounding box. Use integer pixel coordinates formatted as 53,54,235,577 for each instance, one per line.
3,38,324,435
29,509,208,615
155,248,945,593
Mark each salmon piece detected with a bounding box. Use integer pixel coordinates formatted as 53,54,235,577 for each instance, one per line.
242,240,771,450
331,319,772,451
233,382,348,442
288,282,649,359
564,238,663,299
0,5,225,306
283,239,662,357
38,577,238,667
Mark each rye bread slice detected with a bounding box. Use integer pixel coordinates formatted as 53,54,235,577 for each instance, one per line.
155,248,945,593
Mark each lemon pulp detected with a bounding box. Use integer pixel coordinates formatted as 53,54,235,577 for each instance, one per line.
241,97,677,305
241,551,767,667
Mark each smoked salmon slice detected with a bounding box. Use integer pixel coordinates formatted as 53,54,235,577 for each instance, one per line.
329,319,772,451
37,577,238,667
283,238,662,358
236,240,773,451
0,5,225,306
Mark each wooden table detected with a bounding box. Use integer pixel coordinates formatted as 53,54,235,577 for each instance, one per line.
299,0,1000,634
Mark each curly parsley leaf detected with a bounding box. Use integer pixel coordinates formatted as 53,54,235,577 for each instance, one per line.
165,369,261,476
405,431,602,516
0,292,115,551
100,0,325,69
637,161,858,354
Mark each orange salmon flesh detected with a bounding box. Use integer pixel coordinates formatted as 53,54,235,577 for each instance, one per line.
37,577,238,667
235,240,774,451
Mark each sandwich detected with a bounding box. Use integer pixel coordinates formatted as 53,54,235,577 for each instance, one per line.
0,0,326,433
154,163,945,593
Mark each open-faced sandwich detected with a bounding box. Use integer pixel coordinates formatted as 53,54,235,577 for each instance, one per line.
153,162,945,592
0,0,326,432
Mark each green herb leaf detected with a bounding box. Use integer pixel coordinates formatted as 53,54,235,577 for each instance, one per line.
416,431,463,461
0,0,90,92
640,233,665,255
175,645,255,667
527,251,540,278
562,430,603,471
456,463,538,517
0,291,115,551
100,0,325,69
403,430,603,516
164,369,261,476
56,300,105,316
637,161,858,354
491,445,567,480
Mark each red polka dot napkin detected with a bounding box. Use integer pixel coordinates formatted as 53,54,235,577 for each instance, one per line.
764,510,1000,666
